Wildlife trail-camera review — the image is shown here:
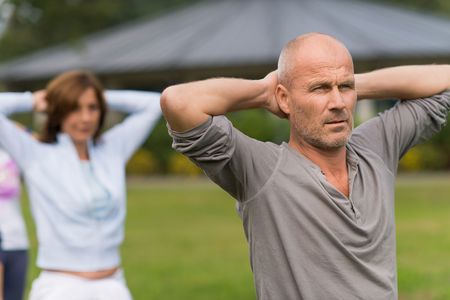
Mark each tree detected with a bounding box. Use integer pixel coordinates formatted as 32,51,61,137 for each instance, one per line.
369,0,450,17
0,0,196,62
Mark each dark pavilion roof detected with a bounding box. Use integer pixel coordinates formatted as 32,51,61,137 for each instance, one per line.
1,0,450,86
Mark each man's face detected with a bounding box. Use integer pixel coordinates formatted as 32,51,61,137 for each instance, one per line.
285,46,357,150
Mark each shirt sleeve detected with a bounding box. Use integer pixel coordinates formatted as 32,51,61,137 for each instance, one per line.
350,90,450,173
169,115,280,202
0,92,40,169
101,90,162,162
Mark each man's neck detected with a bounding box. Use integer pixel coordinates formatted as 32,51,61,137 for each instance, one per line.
288,139,347,174
289,138,350,197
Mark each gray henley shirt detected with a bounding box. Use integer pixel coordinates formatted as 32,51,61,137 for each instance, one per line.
169,91,450,300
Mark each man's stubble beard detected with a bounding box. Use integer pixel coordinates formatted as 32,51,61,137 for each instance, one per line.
290,109,353,151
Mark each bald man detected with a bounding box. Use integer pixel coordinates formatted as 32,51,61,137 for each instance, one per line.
161,33,450,299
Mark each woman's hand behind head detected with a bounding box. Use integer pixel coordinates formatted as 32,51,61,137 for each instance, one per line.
33,90,47,113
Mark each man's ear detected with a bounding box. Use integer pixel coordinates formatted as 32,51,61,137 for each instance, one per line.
276,84,291,115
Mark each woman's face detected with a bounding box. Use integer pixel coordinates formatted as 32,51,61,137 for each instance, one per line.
61,87,101,146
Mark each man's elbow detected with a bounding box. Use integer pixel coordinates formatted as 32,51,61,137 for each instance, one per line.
160,85,187,118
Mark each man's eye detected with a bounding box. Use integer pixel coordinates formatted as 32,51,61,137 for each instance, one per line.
340,83,354,89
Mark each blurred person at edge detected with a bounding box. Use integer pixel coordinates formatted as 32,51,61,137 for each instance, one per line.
0,147,28,300
161,33,450,300
0,70,161,300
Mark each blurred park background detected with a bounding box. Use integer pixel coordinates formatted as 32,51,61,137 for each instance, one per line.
0,0,449,299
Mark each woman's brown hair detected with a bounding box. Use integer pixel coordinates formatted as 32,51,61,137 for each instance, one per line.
40,70,107,143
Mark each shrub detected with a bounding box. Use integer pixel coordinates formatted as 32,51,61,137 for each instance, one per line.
168,152,203,176
399,144,448,172
126,149,159,175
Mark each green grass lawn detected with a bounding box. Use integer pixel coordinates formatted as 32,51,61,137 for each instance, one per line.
22,175,450,299
395,174,450,300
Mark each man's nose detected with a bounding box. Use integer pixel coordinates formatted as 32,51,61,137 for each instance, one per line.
328,87,346,110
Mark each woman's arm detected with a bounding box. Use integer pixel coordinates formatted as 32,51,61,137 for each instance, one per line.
0,92,34,115
0,92,40,169
102,90,162,162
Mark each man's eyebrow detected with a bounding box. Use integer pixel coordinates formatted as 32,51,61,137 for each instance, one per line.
306,76,355,88
340,79,355,86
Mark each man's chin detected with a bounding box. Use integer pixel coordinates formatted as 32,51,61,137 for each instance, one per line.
304,137,348,151
317,133,350,150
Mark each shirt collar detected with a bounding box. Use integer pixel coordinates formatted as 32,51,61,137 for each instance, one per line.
282,142,360,172
56,133,95,150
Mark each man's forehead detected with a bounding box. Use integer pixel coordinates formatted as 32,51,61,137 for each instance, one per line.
296,43,353,64
294,35,353,61
278,33,355,88
292,63,354,85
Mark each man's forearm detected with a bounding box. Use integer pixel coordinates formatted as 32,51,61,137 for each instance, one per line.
161,77,270,132
356,65,450,100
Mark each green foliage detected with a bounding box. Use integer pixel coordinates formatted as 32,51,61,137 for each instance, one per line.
368,0,450,15
399,144,449,172
0,0,200,62
430,114,450,167
399,147,422,171
168,152,203,177
399,115,450,171
228,110,289,143
142,118,176,174
126,148,159,175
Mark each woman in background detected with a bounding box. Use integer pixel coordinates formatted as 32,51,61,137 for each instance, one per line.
0,147,28,300
0,70,161,300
